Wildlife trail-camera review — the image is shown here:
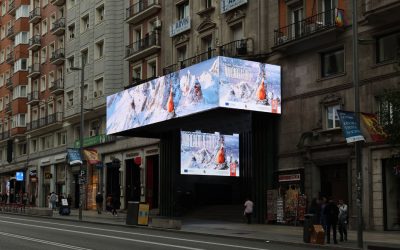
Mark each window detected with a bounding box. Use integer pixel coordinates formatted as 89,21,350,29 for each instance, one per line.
378,98,399,126
81,49,88,66
204,0,212,9
177,45,187,62
12,114,26,128
95,40,104,59
31,139,38,153
81,14,89,33
68,23,75,40
132,66,141,81
49,71,55,88
41,46,47,63
0,74,3,87
14,59,27,72
41,18,48,35
89,120,100,136
49,43,55,60
83,84,88,101
0,50,4,63
291,6,303,38
326,104,341,129
40,75,46,91
0,98,3,111
321,48,344,77
94,77,103,97
17,143,27,156
377,32,400,63
177,1,189,19
1,2,6,16
95,4,104,24
67,91,74,108
0,26,5,39
12,86,27,99
56,132,66,146
14,32,29,46
201,35,213,53
147,60,157,78
16,5,29,19
67,56,74,72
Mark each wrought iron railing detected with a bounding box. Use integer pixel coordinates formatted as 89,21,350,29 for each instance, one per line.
51,17,65,32
126,32,160,58
274,8,345,46
6,26,14,37
27,91,39,102
28,112,63,131
29,7,41,21
50,48,65,61
0,130,10,140
50,78,64,91
163,64,178,75
220,38,252,57
28,63,40,75
180,48,216,69
126,0,158,19
29,35,41,47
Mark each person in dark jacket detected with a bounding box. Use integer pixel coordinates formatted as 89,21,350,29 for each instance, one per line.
111,195,120,216
95,192,104,214
324,198,339,244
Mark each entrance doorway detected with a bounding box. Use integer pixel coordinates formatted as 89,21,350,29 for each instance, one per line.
146,155,159,209
125,159,141,205
43,184,50,207
320,164,348,202
106,163,120,208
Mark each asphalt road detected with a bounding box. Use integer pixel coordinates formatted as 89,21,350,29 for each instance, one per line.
0,214,319,250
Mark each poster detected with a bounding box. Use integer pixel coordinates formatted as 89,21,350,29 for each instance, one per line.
181,131,240,177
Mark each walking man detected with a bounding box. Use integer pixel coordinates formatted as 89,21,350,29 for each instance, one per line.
243,197,254,224
338,199,348,242
96,192,103,214
324,198,339,244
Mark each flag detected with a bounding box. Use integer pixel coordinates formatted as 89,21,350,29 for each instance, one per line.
337,110,365,143
67,148,82,165
83,148,100,165
360,113,387,142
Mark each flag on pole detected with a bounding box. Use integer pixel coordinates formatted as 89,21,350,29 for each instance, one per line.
83,148,100,165
337,110,365,143
360,112,387,143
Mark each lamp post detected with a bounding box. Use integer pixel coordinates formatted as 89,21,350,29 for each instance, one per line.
71,63,85,221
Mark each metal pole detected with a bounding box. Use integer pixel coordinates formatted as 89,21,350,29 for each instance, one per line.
352,0,363,248
79,64,84,221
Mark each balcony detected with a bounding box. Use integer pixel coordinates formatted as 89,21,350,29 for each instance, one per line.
6,52,14,64
0,130,10,141
8,0,16,15
50,78,64,95
29,8,41,24
27,91,39,105
50,0,66,6
169,16,191,37
6,76,13,89
126,0,161,24
5,103,11,114
179,49,216,69
162,63,178,75
27,112,63,131
363,0,400,24
50,48,65,65
6,26,15,40
50,18,65,36
28,64,41,78
125,76,157,89
273,8,345,49
28,35,41,51
220,38,253,58
125,32,160,62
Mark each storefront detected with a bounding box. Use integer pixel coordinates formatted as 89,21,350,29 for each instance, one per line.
28,168,38,206
383,157,400,230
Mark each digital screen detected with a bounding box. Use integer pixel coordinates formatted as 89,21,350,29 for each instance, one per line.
16,172,24,181
107,56,281,135
180,131,240,177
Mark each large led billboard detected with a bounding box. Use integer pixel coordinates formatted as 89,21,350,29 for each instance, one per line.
180,131,239,177
107,56,281,135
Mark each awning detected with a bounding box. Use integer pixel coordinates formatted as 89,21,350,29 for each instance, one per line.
67,148,82,165
83,148,100,165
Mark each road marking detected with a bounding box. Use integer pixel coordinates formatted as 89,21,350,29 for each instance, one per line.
0,216,270,250
0,231,92,250
0,219,204,250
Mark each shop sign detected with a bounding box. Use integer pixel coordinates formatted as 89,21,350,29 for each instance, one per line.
278,174,301,182
30,177,38,183
16,172,24,181
337,110,365,143
125,152,139,159
67,148,82,165
74,134,116,148
44,173,52,179
169,16,191,37
221,0,248,14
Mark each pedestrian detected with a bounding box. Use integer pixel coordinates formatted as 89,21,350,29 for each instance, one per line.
111,195,120,216
106,195,112,213
50,192,57,210
243,197,254,224
22,192,28,207
67,194,72,208
96,192,104,214
47,193,52,209
324,198,339,244
309,197,321,224
320,196,328,229
338,199,348,242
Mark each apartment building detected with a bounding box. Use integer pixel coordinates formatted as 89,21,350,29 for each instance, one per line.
270,0,400,230
0,0,30,204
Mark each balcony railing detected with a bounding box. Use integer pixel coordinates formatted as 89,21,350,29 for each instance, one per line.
125,32,160,60
27,91,39,104
50,18,65,36
126,0,161,24
6,75,13,89
5,103,11,113
50,78,64,94
125,76,158,89
29,7,41,24
0,130,10,141
50,0,66,6
28,63,41,78
6,52,14,64
163,63,178,75
27,112,63,131
274,8,345,46
6,26,15,39
180,49,216,69
29,35,41,51
220,38,253,58
8,0,16,15
50,48,65,65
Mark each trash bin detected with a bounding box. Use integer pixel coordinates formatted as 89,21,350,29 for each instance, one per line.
303,213,314,243
126,201,140,225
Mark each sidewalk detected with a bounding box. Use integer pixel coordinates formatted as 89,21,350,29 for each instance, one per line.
41,209,400,250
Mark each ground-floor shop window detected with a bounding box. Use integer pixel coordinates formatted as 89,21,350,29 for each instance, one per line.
384,159,400,230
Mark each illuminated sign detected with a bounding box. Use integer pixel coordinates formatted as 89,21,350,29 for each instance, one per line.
16,172,24,181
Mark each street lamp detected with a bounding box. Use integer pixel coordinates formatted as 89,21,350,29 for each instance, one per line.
71,63,85,221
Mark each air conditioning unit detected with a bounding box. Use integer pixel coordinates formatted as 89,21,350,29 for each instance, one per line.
89,129,96,137
154,19,161,28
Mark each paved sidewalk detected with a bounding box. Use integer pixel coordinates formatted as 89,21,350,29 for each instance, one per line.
33,209,400,250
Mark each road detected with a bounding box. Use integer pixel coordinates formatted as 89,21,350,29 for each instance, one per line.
0,214,319,250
